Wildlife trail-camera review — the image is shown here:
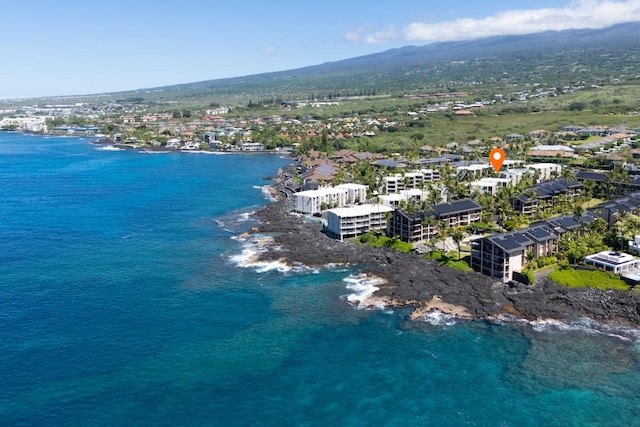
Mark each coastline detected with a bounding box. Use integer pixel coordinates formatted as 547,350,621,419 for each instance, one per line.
251,164,640,327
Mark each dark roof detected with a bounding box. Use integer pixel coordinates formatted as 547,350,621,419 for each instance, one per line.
515,178,582,201
395,199,482,222
373,159,404,168
433,199,481,217
576,170,608,182
488,231,535,254
525,225,557,243
533,212,597,234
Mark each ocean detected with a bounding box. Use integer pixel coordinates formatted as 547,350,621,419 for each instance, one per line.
1,133,640,426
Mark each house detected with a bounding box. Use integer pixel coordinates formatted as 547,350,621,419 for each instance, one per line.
584,251,640,275
325,204,394,241
470,225,558,283
628,236,640,256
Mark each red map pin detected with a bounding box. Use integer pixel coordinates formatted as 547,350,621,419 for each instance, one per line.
489,148,505,172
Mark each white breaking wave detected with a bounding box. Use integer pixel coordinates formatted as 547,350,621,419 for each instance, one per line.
253,185,276,201
228,235,292,273
343,274,383,308
418,310,458,326
495,314,640,342
94,145,124,151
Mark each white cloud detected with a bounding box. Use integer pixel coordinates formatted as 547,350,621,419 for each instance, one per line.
345,25,398,44
404,0,640,41
263,46,276,56
347,1,640,44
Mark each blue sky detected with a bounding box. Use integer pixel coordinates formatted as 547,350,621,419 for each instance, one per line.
2,0,640,99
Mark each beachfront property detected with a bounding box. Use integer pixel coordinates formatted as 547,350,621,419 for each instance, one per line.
0,117,48,132
470,224,558,283
584,251,640,275
240,142,264,151
292,184,368,215
511,178,583,217
325,204,394,241
387,199,482,243
384,169,440,194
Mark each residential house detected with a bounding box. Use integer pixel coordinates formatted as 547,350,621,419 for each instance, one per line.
584,251,640,275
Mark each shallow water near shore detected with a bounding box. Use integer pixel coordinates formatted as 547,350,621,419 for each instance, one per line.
2,133,640,426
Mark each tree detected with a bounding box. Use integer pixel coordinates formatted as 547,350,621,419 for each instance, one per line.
573,204,585,223
525,250,536,270
422,215,438,249
451,228,465,260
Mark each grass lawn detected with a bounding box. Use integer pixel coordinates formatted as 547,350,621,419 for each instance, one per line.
583,198,604,209
548,267,630,291
424,250,473,272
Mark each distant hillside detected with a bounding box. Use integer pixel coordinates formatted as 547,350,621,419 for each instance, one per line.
52,21,640,104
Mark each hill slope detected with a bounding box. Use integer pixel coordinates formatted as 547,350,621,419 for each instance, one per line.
68,22,640,103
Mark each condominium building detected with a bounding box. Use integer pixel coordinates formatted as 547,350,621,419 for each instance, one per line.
377,186,448,208
292,184,368,215
470,177,511,196
384,169,440,194
512,178,583,217
325,204,394,241
470,225,558,283
387,199,482,243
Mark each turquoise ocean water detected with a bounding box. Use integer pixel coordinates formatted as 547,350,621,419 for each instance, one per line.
2,133,640,426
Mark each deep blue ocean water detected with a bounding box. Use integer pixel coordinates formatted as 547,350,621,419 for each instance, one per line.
2,133,640,426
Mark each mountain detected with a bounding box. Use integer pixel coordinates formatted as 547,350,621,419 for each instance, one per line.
113,22,640,102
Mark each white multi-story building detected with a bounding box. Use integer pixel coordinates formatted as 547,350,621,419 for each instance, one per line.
325,204,394,241
525,163,563,181
292,184,368,215
335,183,368,204
384,169,440,194
378,186,447,208
0,117,48,132
470,177,512,196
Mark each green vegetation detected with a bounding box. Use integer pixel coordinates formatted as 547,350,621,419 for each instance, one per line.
548,267,630,291
356,232,413,253
424,250,473,272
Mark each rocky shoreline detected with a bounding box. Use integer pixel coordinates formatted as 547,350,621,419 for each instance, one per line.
252,165,640,327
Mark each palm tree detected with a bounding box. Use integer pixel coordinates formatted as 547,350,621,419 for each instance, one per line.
451,227,465,260
525,250,536,270
573,204,585,224
422,215,438,249
561,168,576,183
